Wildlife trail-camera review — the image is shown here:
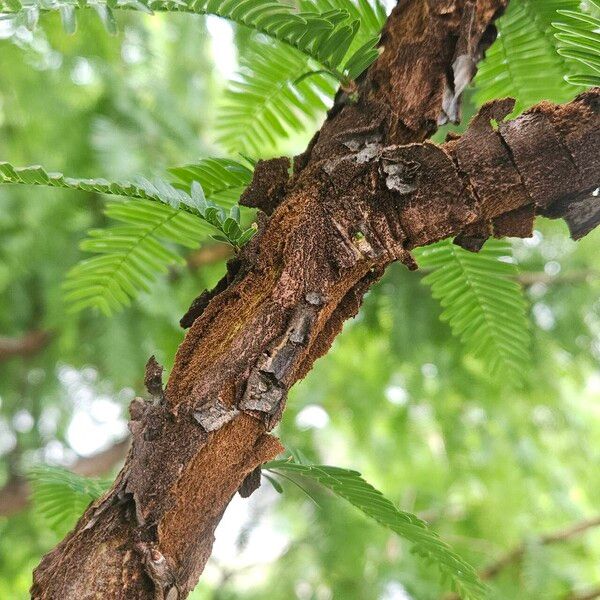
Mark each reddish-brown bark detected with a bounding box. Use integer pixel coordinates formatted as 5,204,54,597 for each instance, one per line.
32,1,599,598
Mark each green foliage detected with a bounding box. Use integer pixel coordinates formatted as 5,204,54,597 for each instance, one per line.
27,460,486,599
474,0,583,109
415,239,530,384
0,160,253,245
28,466,112,535
63,201,210,315
216,0,386,154
265,460,487,599
3,3,600,599
168,158,253,208
1,0,384,156
553,0,600,87
0,161,198,210
64,159,253,314
216,43,338,155
0,0,380,83
0,159,254,314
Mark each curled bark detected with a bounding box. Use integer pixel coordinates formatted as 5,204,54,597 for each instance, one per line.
32,1,599,598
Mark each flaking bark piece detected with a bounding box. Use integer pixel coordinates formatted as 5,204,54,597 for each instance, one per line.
193,400,239,432
454,219,491,252
240,157,290,215
455,98,530,221
499,111,581,210
560,190,600,240
129,397,148,423
439,3,500,124
381,158,421,194
492,204,536,239
238,466,262,498
179,289,214,329
240,371,284,415
144,356,164,399
386,143,478,247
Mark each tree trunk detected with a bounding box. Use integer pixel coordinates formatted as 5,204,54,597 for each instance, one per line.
32,1,599,598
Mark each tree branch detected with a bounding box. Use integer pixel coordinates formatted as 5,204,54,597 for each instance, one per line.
0,330,52,362
443,516,600,600
481,515,600,580
0,438,129,517
31,1,600,598
566,586,600,600
516,270,600,286
186,244,233,270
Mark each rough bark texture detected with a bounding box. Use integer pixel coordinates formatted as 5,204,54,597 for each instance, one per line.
32,0,599,598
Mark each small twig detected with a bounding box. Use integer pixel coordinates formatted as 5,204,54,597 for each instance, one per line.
565,586,600,600
0,437,130,517
516,269,599,287
481,515,600,580
443,516,600,600
0,330,52,362
186,244,234,270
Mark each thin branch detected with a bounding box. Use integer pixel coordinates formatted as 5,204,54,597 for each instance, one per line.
186,244,234,270
565,587,600,600
0,330,52,362
0,437,129,517
168,244,233,283
516,270,599,286
481,515,600,580
443,516,600,600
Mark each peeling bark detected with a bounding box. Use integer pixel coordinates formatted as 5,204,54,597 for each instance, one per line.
32,0,600,598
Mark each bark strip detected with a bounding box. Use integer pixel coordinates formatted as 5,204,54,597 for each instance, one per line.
32,1,599,598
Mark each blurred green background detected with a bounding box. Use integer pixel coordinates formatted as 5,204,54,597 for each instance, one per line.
1,3,599,599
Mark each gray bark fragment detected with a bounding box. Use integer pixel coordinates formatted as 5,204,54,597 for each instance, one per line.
193,401,239,432
240,371,284,415
382,159,421,194
305,292,323,306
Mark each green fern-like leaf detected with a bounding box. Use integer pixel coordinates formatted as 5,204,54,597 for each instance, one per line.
62,201,212,315
0,159,255,314
217,44,338,155
217,0,386,155
415,239,530,383
28,466,112,534
0,0,376,83
0,160,255,247
168,157,253,206
553,1,600,87
265,460,487,600
474,0,583,110
61,158,254,315
4,0,385,155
